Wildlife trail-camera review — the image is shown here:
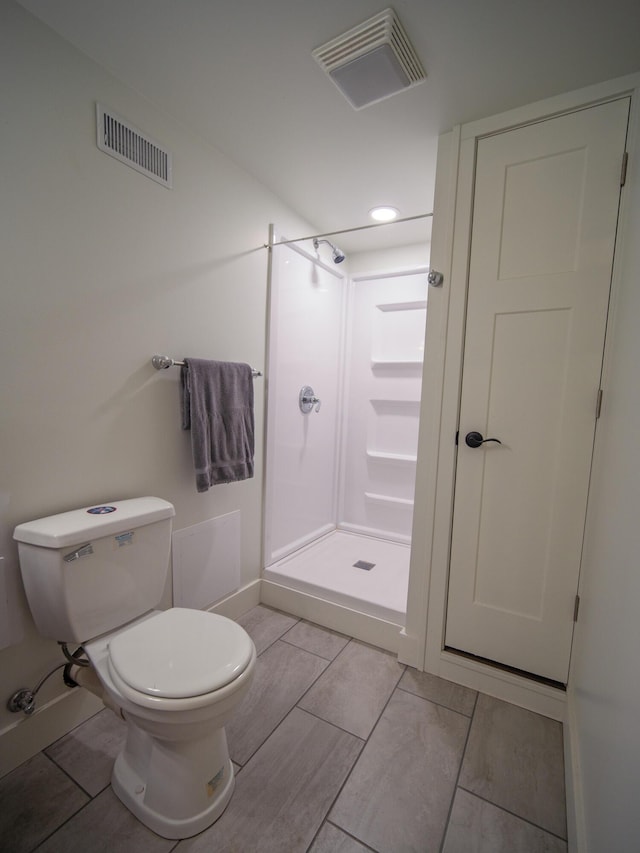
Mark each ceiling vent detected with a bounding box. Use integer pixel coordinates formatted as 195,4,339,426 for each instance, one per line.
312,8,426,110
96,104,172,189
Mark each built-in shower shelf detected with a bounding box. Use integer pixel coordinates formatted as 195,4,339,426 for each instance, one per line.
376,300,427,312
366,450,417,463
371,359,423,369
365,492,414,508
370,398,421,414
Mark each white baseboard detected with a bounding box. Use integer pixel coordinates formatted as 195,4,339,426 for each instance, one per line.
0,688,103,780
429,650,567,721
397,628,422,667
564,693,587,852
260,579,404,653
208,578,262,620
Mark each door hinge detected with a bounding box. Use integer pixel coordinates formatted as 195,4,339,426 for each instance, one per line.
596,388,603,419
621,151,628,187
573,594,581,622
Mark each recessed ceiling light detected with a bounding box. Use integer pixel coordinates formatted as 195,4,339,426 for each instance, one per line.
370,206,400,222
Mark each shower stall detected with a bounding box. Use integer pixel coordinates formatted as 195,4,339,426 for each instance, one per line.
262,230,428,636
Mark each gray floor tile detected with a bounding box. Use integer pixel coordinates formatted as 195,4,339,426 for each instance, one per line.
45,708,126,796
308,822,373,852
459,694,566,839
331,689,469,852
0,753,89,853
281,620,350,660
442,789,567,852
35,787,175,853
398,668,477,716
236,604,298,655
226,639,329,765
178,707,362,853
298,640,404,738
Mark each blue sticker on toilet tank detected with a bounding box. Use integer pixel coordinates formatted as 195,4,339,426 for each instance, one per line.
87,505,117,514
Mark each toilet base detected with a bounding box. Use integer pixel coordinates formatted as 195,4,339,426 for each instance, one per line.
111,720,235,839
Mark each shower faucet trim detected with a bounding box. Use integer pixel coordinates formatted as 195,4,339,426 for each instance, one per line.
299,385,322,413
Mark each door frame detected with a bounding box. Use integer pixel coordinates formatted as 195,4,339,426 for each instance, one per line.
400,73,640,720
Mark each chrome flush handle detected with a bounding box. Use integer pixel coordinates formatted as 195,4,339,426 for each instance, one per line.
63,543,94,562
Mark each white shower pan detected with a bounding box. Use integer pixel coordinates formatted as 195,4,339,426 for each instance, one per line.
263,530,410,624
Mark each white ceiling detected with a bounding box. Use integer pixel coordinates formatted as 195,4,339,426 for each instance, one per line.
17,0,640,251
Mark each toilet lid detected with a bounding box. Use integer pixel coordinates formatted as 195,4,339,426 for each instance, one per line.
107,608,254,698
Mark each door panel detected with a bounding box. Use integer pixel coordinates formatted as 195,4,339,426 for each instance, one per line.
445,98,629,683
474,308,571,619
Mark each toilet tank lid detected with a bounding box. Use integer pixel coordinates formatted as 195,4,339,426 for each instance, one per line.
13,497,175,548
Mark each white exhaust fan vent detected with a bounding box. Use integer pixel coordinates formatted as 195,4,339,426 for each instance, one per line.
96,104,172,188
312,8,426,110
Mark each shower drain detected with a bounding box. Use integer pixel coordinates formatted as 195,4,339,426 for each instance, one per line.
353,560,375,571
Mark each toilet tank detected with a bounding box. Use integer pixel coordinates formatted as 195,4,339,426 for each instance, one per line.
14,497,175,643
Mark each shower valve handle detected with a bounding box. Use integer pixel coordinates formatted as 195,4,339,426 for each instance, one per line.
299,386,321,413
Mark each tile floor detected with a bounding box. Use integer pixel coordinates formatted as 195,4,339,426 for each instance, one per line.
0,605,568,853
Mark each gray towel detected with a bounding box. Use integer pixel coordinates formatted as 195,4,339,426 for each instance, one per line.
180,358,255,492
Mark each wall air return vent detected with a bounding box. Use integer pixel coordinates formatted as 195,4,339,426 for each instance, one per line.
312,8,426,110
96,104,172,188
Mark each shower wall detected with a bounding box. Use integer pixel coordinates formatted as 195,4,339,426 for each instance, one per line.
264,233,427,567
263,241,345,566
339,272,427,542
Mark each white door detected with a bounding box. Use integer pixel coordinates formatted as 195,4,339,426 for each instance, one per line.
445,98,629,683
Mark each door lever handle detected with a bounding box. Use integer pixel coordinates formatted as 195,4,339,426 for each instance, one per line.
465,431,502,448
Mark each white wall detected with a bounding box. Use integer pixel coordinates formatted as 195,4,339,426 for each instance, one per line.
348,243,430,277
568,105,640,849
0,1,313,775
263,243,345,564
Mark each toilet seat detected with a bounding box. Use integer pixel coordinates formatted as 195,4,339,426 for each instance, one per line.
107,608,254,701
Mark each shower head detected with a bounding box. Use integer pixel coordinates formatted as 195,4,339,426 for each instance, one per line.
332,244,346,264
313,237,346,264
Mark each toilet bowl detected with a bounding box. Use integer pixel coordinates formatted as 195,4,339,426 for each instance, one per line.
13,497,256,840
83,607,256,839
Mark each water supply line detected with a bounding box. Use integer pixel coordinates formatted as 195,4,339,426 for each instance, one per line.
7,643,90,716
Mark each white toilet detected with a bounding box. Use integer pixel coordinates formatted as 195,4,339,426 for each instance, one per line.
13,497,256,840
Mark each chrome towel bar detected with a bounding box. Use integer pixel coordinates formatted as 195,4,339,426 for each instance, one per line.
151,354,262,376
